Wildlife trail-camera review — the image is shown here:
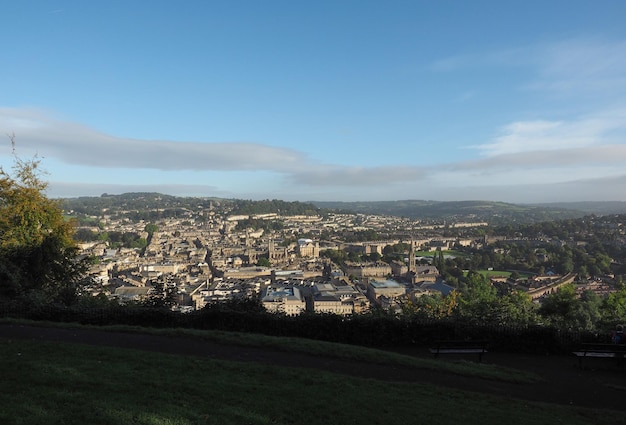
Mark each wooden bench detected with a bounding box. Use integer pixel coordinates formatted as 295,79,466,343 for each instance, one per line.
572,343,626,368
429,340,489,362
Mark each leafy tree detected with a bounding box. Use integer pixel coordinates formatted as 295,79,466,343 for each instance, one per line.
383,243,411,254
144,223,159,234
142,281,177,309
347,251,363,262
456,271,498,324
537,284,599,330
574,290,603,331
0,140,90,304
402,291,459,320
74,228,99,242
494,290,539,326
202,295,266,313
602,287,626,325
100,231,146,249
367,252,382,262
320,249,348,265
257,257,271,267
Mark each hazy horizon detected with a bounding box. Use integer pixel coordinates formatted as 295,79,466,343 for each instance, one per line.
51,190,626,208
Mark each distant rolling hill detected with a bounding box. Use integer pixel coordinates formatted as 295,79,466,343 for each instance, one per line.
61,193,626,225
530,201,626,216
311,200,589,224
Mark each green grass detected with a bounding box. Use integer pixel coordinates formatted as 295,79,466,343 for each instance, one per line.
0,338,622,425
478,270,513,278
0,319,540,384
113,325,540,383
463,270,535,279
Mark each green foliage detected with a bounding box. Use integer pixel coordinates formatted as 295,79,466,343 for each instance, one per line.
340,229,382,242
142,281,178,309
234,217,284,232
347,251,363,262
456,271,498,323
538,284,604,330
231,199,321,216
602,287,626,324
492,290,540,326
144,223,159,234
383,243,411,254
100,231,146,249
4,337,615,425
313,199,585,224
202,296,266,313
453,271,540,326
74,227,100,241
402,292,459,320
0,143,89,304
61,192,216,218
320,249,348,265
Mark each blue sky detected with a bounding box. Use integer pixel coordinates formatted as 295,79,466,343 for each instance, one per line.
2,0,626,203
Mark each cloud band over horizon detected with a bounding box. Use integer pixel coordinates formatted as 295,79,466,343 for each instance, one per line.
2,106,626,203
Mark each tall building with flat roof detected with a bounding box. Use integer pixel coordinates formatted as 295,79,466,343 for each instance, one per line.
261,284,306,315
366,279,407,304
311,282,369,315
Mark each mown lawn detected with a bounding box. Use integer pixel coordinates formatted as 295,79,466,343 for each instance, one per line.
415,250,467,258
462,270,535,279
0,337,623,425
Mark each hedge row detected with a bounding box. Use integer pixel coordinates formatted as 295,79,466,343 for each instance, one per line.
0,302,602,354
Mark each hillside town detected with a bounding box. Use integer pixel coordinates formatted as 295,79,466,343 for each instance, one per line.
69,196,626,316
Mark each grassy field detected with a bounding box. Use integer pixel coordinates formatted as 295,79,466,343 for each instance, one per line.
476,269,513,278
462,270,535,279
0,326,624,424
0,320,540,383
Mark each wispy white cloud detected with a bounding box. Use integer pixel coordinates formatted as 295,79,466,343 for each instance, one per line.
431,37,626,99
4,105,626,203
529,39,626,96
407,174,626,204
470,109,626,157
0,108,425,189
290,165,425,186
456,145,626,172
428,37,626,201
0,108,308,172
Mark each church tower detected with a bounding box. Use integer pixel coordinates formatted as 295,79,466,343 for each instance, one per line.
408,240,416,274
268,239,275,260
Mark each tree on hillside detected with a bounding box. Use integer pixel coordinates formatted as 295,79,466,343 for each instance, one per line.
0,137,90,305
456,271,498,324
142,281,177,309
401,291,459,320
602,287,626,325
537,284,601,330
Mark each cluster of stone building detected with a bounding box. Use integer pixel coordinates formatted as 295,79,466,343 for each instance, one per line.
77,207,466,314
76,205,619,315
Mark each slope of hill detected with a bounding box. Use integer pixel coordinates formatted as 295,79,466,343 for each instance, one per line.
531,201,626,215
311,200,585,224
60,193,624,224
